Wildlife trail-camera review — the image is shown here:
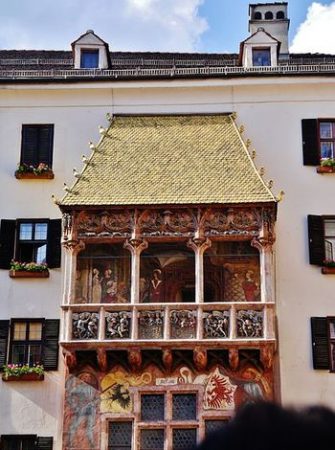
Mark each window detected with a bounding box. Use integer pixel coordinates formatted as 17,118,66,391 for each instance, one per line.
108,422,132,450
80,49,99,68
276,11,285,19
264,11,273,19
311,317,335,371
21,125,54,168
0,435,53,450
307,215,335,268
205,420,228,436
0,219,61,269
0,319,59,370
253,12,262,20
252,48,271,67
302,119,335,166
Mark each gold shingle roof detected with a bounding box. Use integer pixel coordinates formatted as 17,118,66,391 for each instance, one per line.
60,114,276,207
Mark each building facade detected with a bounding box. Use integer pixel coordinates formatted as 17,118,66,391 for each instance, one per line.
1,2,335,449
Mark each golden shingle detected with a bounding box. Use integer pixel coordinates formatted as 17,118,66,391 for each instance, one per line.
60,114,276,206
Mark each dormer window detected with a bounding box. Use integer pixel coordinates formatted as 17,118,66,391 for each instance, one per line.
80,49,99,68
252,48,271,66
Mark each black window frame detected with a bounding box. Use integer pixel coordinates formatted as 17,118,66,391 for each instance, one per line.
311,317,335,372
16,220,49,265
0,319,59,371
308,215,335,267
0,435,53,450
20,124,54,168
302,118,335,166
9,319,44,366
0,218,62,270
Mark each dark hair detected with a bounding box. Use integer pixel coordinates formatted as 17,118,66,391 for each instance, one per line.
195,402,335,450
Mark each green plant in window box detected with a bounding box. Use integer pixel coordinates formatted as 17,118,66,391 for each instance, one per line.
321,159,335,167
323,259,335,268
2,363,44,380
15,163,54,179
10,260,49,272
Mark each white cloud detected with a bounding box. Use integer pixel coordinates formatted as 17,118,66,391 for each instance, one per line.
0,0,208,52
290,2,335,53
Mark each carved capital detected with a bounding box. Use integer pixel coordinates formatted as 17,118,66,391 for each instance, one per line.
97,348,108,372
62,239,85,254
260,345,274,370
128,348,142,372
228,348,239,371
124,238,148,254
194,347,207,371
187,237,211,254
162,349,173,372
63,349,77,370
251,236,275,251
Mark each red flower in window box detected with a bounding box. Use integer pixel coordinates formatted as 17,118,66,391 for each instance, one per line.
322,260,335,274
2,364,44,381
9,261,49,278
317,159,335,173
15,163,54,179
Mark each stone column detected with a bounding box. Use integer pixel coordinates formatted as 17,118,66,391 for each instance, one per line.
124,238,148,304
187,238,211,303
62,240,85,306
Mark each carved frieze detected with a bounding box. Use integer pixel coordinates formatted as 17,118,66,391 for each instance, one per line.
170,310,197,339
76,210,132,237
203,311,229,338
236,310,263,338
72,312,99,339
138,209,196,237
138,310,164,339
202,208,261,237
106,311,131,339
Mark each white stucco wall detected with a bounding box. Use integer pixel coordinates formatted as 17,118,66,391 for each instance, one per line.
1,75,335,445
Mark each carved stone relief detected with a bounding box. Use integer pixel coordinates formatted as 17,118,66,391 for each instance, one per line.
72,312,99,339
202,208,261,237
138,310,164,339
170,310,197,339
106,311,131,339
203,311,229,338
76,210,132,237
236,310,263,338
138,209,196,237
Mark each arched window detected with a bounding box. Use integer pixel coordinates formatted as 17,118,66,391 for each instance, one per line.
276,11,285,19
254,12,262,20
265,11,273,20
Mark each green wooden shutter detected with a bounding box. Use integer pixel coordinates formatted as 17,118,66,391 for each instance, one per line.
43,320,60,371
36,437,53,450
308,215,325,265
0,320,9,370
46,219,62,269
0,220,16,269
302,119,319,165
311,317,329,370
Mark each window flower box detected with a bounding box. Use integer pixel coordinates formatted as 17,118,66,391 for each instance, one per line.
317,159,335,173
9,261,49,278
2,364,44,381
322,266,335,274
2,373,44,381
15,163,54,179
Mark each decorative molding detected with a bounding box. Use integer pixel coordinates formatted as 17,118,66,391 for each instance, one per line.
203,311,229,339
194,347,207,371
62,239,85,253
106,311,131,339
138,209,197,237
236,310,263,338
72,312,99,339
162,349,173,371
201,208,261,237
260,345,274,370
76,210,133,237
128,348,142,372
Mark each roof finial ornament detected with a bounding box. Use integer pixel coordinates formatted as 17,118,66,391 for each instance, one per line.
239,125,245,134
277,190,285,202
267,179,274,189
89,141,96,150
82,154,90,164
51,194,60,205
63,183,72,193
246,139,252,149
259,167,265,176
251,149,257,159
99,125,107,135
73,168,81,179
231,112,237,120
106,112,113,122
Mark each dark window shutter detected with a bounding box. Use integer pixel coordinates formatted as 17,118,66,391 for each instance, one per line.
302,119,319,165
46,219,62,269
0,220,16,269
308,215,325,265
0,320,10,370
38,125,54,166
43,320,60,371
21,126,39,165
311,317,329,370
36,437,53,450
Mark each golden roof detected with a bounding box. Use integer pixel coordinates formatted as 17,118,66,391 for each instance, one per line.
60,114,276,207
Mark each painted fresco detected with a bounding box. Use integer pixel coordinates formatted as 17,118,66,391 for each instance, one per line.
75,244,131,304
204,241,260,302
140,244,195,302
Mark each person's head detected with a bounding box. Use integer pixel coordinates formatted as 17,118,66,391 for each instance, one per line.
196,402,335,450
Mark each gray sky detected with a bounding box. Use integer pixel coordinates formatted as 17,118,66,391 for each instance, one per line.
1,0,335,53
